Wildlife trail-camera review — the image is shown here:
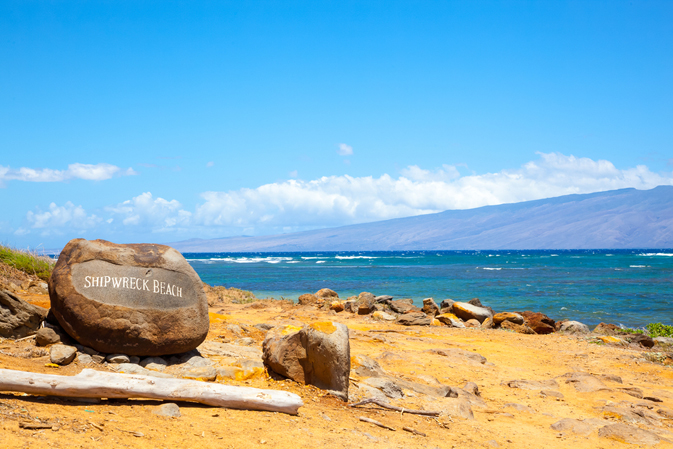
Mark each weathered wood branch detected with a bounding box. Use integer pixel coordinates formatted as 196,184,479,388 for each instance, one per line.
359,416,396,431
350,398,441,416
0,368,303,415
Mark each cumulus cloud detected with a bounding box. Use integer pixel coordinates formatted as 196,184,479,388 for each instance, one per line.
192,152,673,232
0,163,136,186
106,192,192,232
25,202,101,235
337,143,353,156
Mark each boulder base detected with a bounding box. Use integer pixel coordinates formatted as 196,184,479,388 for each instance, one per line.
0,290,48,339
49,239,209,356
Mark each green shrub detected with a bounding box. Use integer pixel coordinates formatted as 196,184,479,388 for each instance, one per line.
620,327,644,335
646,322,673,339
0,245,55,281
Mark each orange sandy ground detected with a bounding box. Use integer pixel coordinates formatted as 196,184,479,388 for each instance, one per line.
0,294,672,448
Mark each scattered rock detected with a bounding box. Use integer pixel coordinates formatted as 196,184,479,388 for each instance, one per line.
113,363,174,378
263,321,350,401
106,354,130,364
394,377,451,397
452,302,493,324
48,238,209,356
35,327,65,346
602,406,652,425
50,344,77,365
315,289,338,300
541,390,564,399
434,398,474,420
396,312,432,326
550,418,595,436
374,295,393,303
140,356,168,371
439,299,455,310
197,340,262,359
351,354,385,377
0,289,48,339
598,423,662,445
298,294,319,305
421,298,440,316
559,320,590,334
432,348,487,365
388,299,419,314
362,377,404,399
481,317,494,329
618,387,644,399
435,313,465,328
153,403,181,417
236,337,255,346
493,312,524,325
597,335,625,345
506,379,559,391
464,319,480,327
653,336,673,347
77,353,93,364
330,302,345,313
518,311,555,334
562,373,610,392
372,311,396,321
357,304,373,315
627,334,655,348
593,322,621,335
178,365,217,381
343,301,357,313
92,354,105,364
254,323,274,332
500,320,536,334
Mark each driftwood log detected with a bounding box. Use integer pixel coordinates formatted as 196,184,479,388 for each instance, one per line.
0,368,303,415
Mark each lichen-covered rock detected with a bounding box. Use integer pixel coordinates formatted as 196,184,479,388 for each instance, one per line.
452,302,493,323
500,320,536,334
0,289,48,339
49,238,209,356
298,294,318,305
263,322,350,401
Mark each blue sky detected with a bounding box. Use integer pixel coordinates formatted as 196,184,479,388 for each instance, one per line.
1,1,672,250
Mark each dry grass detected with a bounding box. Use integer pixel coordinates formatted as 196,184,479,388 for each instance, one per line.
0,245,55,281
203,284,259,305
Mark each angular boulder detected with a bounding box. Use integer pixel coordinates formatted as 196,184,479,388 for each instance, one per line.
436,313,466,328
452,302,493,323
49,238,209,356
422,298,440,316
0,289,48,339
389,299,420,314
263,322,350,401
297,294,318,305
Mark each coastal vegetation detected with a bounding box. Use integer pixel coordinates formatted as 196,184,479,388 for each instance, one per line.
0,244,54,281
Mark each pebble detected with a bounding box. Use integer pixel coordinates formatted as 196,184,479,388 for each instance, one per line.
106,354,130,364
153,403,181,417
140,356,168,371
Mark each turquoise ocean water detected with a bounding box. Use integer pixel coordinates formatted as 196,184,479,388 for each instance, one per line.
185,250,673,329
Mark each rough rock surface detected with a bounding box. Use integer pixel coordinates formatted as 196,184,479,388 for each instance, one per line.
35,326,67,346
263,322,350,401
298,294,318,305
452,302,493,323
0,289,48,339
48,238,209,356
388,299,419,314
598,423,662,445
436,313,465,328
315,289,338,300
153,403,181,417
421,298,440,316
500,320,536,334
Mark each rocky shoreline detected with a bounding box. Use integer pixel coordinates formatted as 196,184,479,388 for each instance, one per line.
0,281,672,447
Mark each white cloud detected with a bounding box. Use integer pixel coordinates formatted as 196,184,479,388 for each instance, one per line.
26,202,101,233
206,161,214,168
337,143,353,156
0,163,136,185
192,152,673,232
106,192,192,232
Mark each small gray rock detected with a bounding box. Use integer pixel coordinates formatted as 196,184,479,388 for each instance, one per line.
140,356,168,371
50,344,77,365
74,344,100,356
91,354,105,364
183,355,214,367
114,363,174,378
254,323,274,332
362,377,404,399
226,324,243,335
178,366,217,381
35,327,63,346
153,403,181,417
129,356,140,364
559,321,590,334
106,354,130,364
374,295,393,303
77,353,93,365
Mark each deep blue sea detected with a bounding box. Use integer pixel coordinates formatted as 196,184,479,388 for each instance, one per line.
185,250,673,329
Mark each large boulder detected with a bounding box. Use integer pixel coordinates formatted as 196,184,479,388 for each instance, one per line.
0,289,48,339
518,311,555,334
493,312,524,325
559,320,590,334
315,289,339,300
263,322,350,401
49,239,209,356
452,302,493,324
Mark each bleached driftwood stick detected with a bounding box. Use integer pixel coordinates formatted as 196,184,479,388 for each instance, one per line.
0,368,303,415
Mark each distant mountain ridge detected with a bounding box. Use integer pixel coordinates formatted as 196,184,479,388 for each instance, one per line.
171,186,673,252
